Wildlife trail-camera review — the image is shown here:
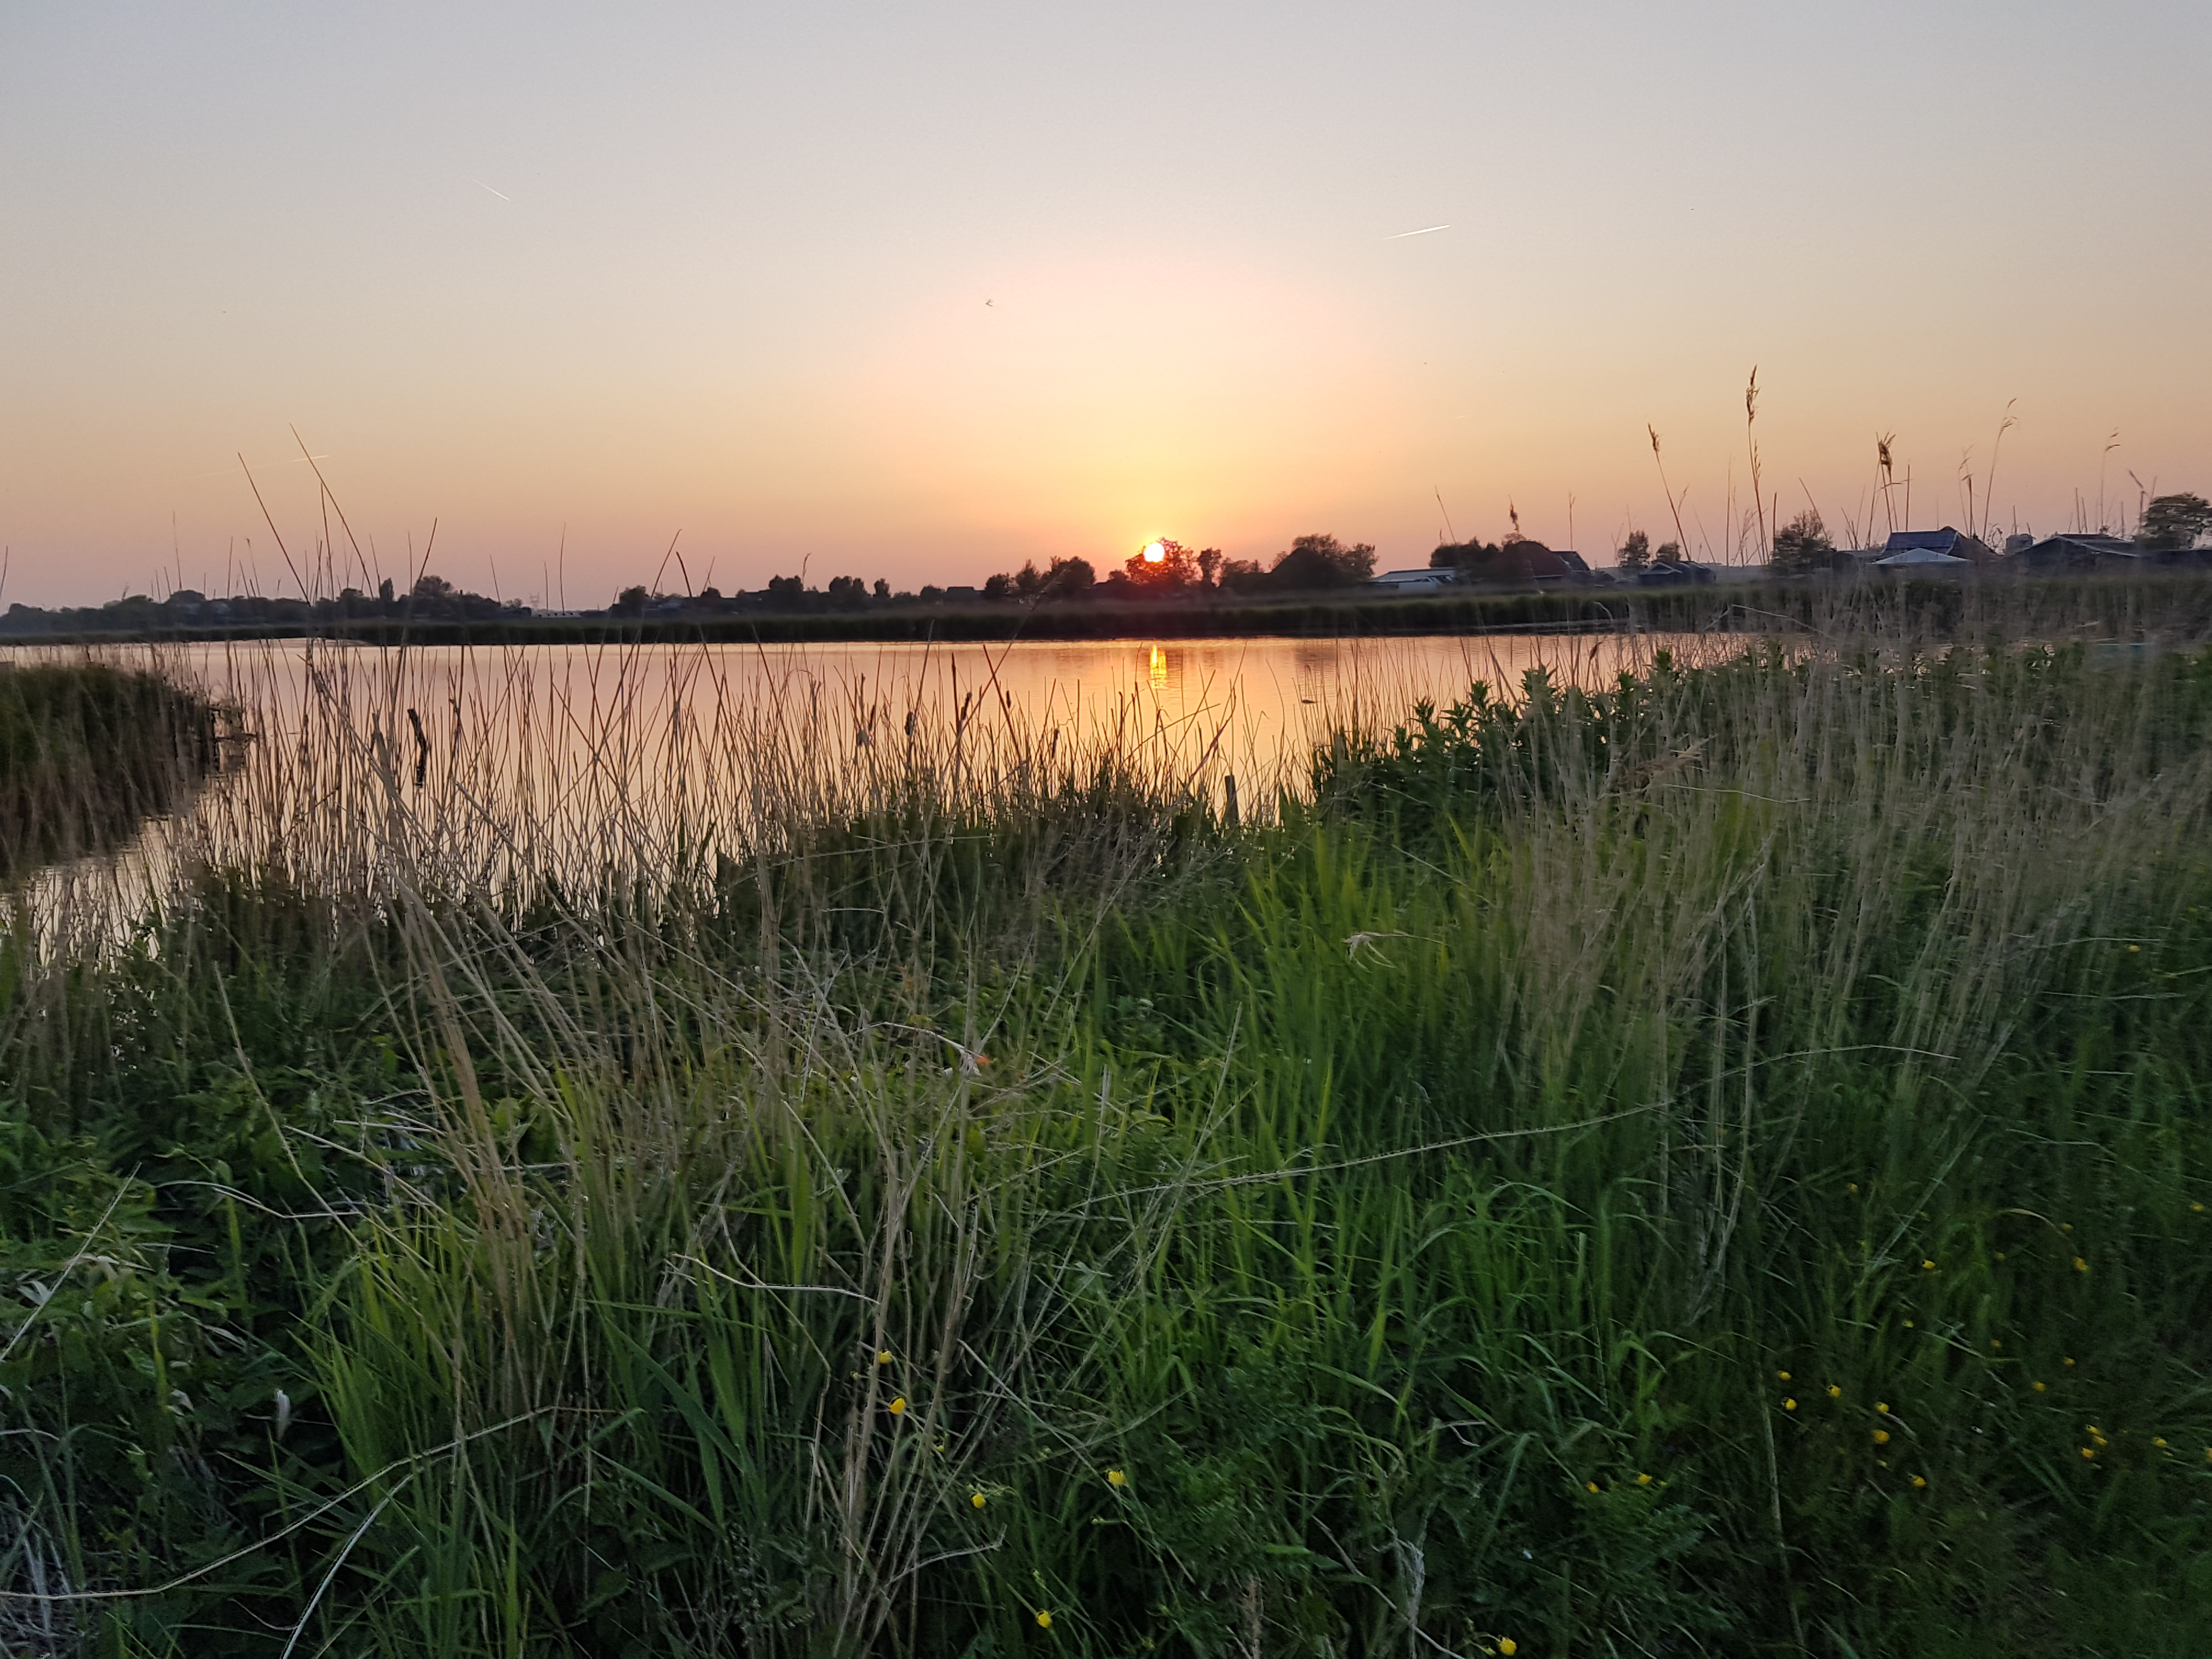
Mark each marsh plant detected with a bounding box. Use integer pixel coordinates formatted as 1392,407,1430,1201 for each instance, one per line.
2,628,2210,1657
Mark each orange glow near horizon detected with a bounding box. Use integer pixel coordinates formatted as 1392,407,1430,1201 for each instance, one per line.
0,8,2205,607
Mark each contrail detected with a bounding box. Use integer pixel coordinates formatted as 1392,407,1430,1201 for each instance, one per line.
1386,224,1450,239
471,178,512,201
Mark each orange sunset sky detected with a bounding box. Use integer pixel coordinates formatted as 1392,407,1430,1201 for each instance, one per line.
2,3,2208,608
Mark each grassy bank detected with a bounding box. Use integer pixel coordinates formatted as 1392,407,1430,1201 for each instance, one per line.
0,662,219,881
3,640,2211,1656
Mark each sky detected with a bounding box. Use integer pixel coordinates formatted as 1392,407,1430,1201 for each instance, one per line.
2,2,2208,608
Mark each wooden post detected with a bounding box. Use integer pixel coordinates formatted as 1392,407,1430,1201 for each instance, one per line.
1223,774,1239,830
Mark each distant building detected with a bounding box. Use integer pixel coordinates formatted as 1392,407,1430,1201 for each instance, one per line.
1874,546,1973,571
1635,560,1717,588
1880,527,1999,565
2007,534,2156,573
1367,568,1454,591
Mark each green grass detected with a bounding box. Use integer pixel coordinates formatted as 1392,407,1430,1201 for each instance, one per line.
3,640,2211,1656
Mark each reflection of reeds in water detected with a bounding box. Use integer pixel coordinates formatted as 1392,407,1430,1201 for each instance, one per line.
15,632,1724,926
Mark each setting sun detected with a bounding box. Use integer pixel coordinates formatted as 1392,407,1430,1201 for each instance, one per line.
1142,541,1168,564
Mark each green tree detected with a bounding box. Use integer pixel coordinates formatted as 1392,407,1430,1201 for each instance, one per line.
2137,492,2212,551
1617,529,1652,573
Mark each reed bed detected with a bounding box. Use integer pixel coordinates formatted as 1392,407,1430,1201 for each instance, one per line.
2,627,2210,1657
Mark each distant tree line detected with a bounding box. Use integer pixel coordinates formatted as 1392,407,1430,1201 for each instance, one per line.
0,573,531,636
977,535,1378,603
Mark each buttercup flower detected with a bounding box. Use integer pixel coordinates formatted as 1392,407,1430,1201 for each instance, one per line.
877,1350,893,1364
1035,1610,1053,1629
1499,1641,1518,1657
971,1492,986,1509
1872,1429,1891,1444
1910,1475,1927,1488
1107,1469,1127,1488
888,1396,906,1416
1783,1398,1797,1410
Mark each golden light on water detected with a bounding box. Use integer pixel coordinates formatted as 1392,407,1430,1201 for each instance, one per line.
1148,644,1168,690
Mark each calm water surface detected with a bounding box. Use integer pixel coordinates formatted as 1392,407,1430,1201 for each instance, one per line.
7,631,1737,929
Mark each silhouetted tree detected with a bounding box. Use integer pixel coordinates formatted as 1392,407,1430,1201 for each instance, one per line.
1045,556,1094,595
2138,493,2212,551
1430,539,1502,574
1270,534,1375,590
1124,539,1199,591
1769,510,1839,575
1616,529,1652,573
610,585,649,617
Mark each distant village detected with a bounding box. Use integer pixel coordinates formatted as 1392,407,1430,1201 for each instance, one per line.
2,494,2204,637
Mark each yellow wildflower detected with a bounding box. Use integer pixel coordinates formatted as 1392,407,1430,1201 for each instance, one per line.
1827,1385,1842,1399
2073,1257,2088,1273
1035,1610,1052,1629
1636,1472,1653,1486
1586,1481,1601,1493
1876,1402,1889,1414
1910,1474,1927,1488
1783,1398,1797,1410
1107,1469,1127,1488
2063,1357,2076,1367
877,1350,893,1364
1872,1429,1891,1444
1777,1370,1791,1381
971,1492,986,1509
2080,1446,2096,1460
888,1396,906,1416
2032,1381,2046,1392
1922,1259,1937,1271
2154,1437,2169,1448
1499,1641,1519,1657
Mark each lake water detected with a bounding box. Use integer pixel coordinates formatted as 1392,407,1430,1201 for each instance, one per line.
5,631,1733,929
